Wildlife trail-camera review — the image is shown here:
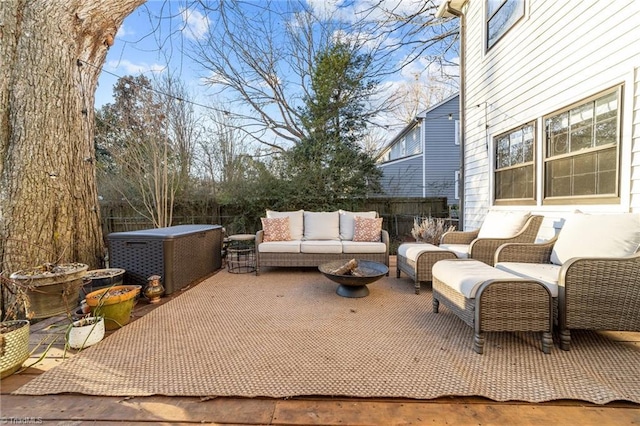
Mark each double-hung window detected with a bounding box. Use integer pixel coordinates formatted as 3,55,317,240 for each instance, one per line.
543,87,621,203
494,123,535,203
487,0,525,49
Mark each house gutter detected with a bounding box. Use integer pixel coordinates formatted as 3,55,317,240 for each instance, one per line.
436,1,466,230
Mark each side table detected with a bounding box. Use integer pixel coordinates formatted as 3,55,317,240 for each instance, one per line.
227,234,256,274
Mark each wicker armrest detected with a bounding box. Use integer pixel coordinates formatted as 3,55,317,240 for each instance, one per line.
255,230,264,245
558,252,640,348
494,238,556,264
381,229,390,248
441,229,479,244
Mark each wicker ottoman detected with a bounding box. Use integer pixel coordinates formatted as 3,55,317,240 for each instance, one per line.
396,243,458,294
432,259,554,355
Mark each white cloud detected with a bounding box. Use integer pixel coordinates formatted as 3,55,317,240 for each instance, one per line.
180,8,210,41
107,59,166,75
115,23,134,39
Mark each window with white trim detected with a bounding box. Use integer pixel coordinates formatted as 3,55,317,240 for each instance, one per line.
487,0,525,49
494,122,535,203
543,87,621,202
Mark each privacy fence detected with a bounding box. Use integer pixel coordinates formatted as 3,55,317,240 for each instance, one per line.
100,197,453,242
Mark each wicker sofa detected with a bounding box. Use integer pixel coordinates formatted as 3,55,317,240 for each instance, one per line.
494,212,640,351
255,210,389,275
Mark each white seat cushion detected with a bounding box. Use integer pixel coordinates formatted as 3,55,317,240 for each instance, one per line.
550,212,640,265
267,210,304,241
258,240,301,253
300,240,343,254
477,210,531,238
341,241,386,254
495,262,560,297
432,259,523,298
339,210,377,240
438,244,469,259
398,243,448,262
303,211,340,240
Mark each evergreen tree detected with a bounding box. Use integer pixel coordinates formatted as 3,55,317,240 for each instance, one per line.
285,42,382,209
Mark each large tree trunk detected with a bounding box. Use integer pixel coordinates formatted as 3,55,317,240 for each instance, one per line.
0,0,145,271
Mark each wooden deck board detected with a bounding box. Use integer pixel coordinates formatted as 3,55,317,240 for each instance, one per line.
2,259,639,425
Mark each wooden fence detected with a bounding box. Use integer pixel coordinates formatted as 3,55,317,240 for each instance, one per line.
100,197,453,241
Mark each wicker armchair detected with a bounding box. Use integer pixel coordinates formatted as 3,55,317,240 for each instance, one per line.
440,214,543,265
495,214,640,351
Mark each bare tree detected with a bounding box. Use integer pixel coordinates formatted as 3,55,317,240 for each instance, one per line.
96,74,198,228
187,0,403,151
195,109,252,193
182,0,459,157
361,0,460,80
0,0,145,270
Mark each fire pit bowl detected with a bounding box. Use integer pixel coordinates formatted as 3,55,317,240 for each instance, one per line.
318,260,389,298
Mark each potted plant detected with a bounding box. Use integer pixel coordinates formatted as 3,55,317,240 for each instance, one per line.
411,217,456,246
84,285,141,330
80,268,125,299
66,316,105,350
0,275,31,379
10,262,88,319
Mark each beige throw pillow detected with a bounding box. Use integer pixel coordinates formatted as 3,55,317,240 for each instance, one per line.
303,211,340,240
550,212,640,265
477,210,531,239
266,210,304,240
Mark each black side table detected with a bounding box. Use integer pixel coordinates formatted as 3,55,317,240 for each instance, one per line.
227,234,256,274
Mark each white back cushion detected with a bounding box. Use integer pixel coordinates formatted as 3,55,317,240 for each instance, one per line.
266,210,304,241
303,211,340,240
477,210,531,239
550,213,640,265
338,210,377,240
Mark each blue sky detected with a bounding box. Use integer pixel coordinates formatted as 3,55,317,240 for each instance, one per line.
95,0,458,141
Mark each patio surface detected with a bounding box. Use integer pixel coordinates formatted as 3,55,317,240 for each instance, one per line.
1,256,639,425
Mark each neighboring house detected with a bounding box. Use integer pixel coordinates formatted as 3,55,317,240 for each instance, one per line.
375,94,460,206
437,0,640,239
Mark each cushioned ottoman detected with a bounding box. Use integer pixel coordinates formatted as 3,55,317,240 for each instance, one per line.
396,243,458,294
431,259,554,354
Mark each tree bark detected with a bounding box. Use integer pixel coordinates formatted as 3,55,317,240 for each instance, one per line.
0,0,145,271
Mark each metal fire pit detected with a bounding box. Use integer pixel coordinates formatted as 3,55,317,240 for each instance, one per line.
318,260,388,298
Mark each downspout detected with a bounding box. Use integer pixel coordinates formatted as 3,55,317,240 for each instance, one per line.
443,2,465,230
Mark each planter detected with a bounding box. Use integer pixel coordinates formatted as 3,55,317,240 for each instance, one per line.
80,268,125,299
66,317,105,350
0,320,30,379
10,263,88,319
85,285,141,330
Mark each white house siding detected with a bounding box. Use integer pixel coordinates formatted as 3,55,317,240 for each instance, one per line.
461,0,640,236
632,66,640,211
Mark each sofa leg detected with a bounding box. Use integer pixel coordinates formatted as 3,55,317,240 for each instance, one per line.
414,280,420,295
473,331,485,354
560,329,571,351
432,298,439,313
541,331,552,354
396,267,401,278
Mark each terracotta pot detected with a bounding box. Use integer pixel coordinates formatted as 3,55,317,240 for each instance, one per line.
85,285,141,330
